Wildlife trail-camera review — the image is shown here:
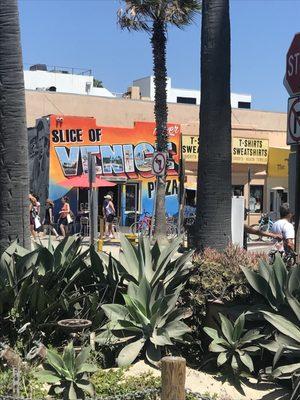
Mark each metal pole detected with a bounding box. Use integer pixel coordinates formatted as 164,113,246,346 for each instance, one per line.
150,177,158,240
88,153,97,247
295,147,300,260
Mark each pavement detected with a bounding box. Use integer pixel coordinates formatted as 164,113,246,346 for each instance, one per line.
247,240,273,253
32,234,122,258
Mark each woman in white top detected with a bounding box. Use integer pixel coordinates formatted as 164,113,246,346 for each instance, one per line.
102,194,116,239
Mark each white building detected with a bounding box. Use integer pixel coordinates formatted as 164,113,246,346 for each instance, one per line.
24,64,115,98
133,76,252,108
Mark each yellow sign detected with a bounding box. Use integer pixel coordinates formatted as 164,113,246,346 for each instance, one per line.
232,138,269,164
182,135,199,161
268,147,289,177
182,135,269,164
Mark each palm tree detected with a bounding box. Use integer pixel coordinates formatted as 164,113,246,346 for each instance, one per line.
195,0,231,251
118,0,200,240
0,0,30,253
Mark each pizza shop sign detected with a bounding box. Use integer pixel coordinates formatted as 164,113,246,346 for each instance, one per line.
182,135,269,164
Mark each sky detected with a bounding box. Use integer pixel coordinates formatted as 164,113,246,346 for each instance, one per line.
18,0,300,112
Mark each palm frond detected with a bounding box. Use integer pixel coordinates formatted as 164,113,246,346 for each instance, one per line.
117,0,201,32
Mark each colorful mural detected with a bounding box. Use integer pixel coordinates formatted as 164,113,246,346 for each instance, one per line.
48,115,181,219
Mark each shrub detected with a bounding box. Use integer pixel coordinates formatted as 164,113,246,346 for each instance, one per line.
91,369,160,397
182,245,264,322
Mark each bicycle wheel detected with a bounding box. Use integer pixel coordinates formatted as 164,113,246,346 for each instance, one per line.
130,222,149,236
248,224,260,241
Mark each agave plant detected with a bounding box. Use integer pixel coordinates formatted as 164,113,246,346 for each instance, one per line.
35,342,97,400
204,313,263,374
118,234,194,293
260,311,300,400
0,236,93,345
96,276,191,366
241,256,300,322
261,312,300,375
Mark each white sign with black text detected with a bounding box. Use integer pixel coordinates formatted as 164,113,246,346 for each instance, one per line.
287,96,300,145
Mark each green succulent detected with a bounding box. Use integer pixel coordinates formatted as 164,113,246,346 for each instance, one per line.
35,342,97,400
242,255,300,322
259,311,300,400
118,234,194,293
96,276,191,367
204,313,263,374
0,236,112,348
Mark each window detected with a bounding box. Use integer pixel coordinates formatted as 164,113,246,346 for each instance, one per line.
232,185,244,197
238,101,251,109
125,183,140,212
177,97,197,105
249,185,264,213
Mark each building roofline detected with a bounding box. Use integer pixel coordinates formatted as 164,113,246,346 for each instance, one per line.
25,89,286,114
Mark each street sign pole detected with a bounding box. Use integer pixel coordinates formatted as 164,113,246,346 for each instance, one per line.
295,148,300,258
88,153,98,248
285,33,300,259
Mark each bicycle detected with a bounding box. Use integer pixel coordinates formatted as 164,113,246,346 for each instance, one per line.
248,213,274,242
269,244,297,267
130,210,152,236
130,210,178,239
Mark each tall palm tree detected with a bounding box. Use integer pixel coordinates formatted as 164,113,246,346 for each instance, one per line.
0,0,30,253
118,0,200,240
195,0,231,251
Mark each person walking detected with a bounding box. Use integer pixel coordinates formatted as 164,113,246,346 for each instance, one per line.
102,194,116,239
29,194,39,240
58,196,72,238
33,194,42,237
43,199,59,239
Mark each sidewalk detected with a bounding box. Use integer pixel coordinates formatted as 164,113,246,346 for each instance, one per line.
247,240,273,253
32,235,121,259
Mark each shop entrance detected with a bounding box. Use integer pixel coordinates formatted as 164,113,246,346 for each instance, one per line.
78,185,121,218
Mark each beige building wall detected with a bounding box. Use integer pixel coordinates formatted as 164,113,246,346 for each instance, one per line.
25,90,289,223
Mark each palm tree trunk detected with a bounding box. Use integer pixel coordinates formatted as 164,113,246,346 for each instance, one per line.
151,19,168,240
195,0,232,252
0,0,30,253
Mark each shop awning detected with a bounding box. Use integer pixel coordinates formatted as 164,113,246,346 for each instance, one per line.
184,182,197,190
59,175,116,188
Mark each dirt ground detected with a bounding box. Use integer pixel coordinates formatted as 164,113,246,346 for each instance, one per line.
125,361,289,400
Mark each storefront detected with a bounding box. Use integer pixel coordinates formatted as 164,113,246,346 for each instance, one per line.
28,115,181,225
182,134,272,224
266,147,289,220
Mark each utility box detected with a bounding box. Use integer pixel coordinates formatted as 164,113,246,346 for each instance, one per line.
231,196,244,247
